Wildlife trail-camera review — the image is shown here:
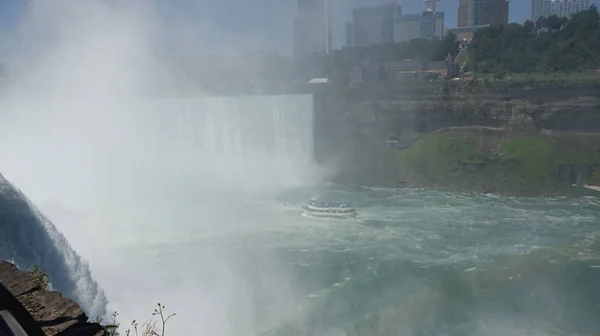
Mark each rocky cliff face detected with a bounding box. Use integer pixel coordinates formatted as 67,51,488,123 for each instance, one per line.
341,86,600,136
0,260,106,335
322,85,600,191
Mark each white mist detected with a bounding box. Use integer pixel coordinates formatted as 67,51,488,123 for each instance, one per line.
0,0,326,334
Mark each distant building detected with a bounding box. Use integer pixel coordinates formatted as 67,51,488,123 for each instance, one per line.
345,22,355,46
293,0,332,56
384,59,448,82
393,11,444,42
446,24,490,42
385,60,423,82
394,14,423,42
531,0,553,21
351,2,402,47
532,0,592,21
346,55,382,86
358,55,380,82
458,0,509,27
421,11,445,39
348,66,363,87
551,0,592,18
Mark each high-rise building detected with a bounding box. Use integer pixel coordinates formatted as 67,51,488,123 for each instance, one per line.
458,0,509,27
532,0,592,21
293,0,332,56
393,10,444,43
345,22,355,46
531,0,552,20
394,14,423,42
351,2,402,47
421,11,445,39
551,0,592,18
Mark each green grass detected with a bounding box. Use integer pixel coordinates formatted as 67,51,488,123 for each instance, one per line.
396,133,485,186
500,137,553,188
395,132,600,195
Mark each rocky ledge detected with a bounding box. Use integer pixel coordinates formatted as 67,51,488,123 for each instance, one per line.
0,260,106,335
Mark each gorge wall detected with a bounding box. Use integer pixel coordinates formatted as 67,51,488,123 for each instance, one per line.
314,83,600,194
339,85,600,138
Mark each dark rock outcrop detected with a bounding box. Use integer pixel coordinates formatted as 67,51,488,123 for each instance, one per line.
0,260,106,336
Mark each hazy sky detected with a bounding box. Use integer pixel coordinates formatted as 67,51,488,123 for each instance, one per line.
0,1,533,54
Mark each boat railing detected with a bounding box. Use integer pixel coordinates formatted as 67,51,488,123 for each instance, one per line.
306,204,355,214
309,202,353,209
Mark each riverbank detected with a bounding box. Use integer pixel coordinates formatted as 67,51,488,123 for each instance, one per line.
393,127,600,197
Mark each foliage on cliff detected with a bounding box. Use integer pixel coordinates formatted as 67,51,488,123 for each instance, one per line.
395,130,600,195
25,264,49,291
337,74,600,102
335,33,460,65
468,6,600,74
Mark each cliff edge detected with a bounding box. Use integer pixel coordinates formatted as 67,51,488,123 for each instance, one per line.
0,260,106,336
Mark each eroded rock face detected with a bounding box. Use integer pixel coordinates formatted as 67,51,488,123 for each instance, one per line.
0,260,106,336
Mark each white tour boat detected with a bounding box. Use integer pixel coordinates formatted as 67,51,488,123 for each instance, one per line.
302,196,357,218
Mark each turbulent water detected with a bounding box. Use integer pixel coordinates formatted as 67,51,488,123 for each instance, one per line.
70,185,600,336
1,94,599,335
266,187,600,336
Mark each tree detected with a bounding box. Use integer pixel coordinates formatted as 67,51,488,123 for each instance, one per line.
337,35,459,64
441,32,460,58
468,6,600,74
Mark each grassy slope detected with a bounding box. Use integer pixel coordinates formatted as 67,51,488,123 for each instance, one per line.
395,130,600,196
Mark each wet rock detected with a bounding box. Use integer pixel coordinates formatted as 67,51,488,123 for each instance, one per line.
0,260,106,336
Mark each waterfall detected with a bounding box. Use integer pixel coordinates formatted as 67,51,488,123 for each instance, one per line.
141,94,316,193
0,174,108,318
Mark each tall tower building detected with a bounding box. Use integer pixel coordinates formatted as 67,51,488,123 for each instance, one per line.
421,11,445,40
293,0,332,56
422,0,444,40
458,0,509,27
424,0,440,12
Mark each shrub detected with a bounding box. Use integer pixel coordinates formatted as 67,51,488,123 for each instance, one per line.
26,264,49,290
